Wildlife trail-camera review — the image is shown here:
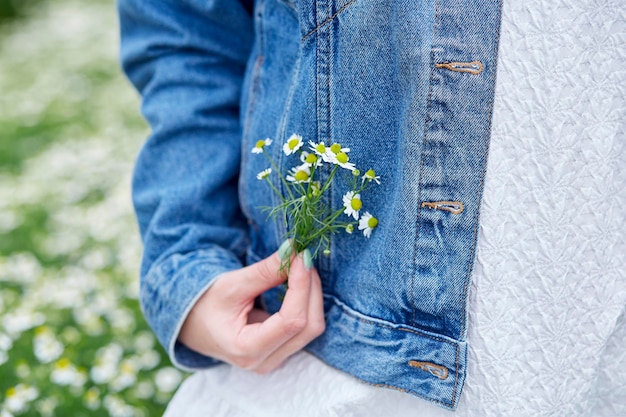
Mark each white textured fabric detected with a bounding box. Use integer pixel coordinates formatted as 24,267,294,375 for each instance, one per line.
164,0,626,416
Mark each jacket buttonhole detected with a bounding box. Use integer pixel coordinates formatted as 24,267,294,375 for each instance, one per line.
435,60,483,75
408,360,449,380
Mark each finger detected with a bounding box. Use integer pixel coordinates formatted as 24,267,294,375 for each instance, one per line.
235,255,312,359
228,251,288,300
252,266,325,374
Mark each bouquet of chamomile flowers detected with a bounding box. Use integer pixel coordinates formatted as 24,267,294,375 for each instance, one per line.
252,133,381,272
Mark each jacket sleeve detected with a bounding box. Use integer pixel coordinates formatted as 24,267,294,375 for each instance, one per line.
118,0,254,370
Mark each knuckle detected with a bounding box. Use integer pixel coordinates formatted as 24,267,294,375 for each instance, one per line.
283,317,307,336
256,259,279,285
309,318,326,337
231,353,258,370
253,364,275,375
230,341,254,362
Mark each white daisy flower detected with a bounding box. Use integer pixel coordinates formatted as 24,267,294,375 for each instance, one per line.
286,164,311,183
362,169,381,184
328,151,356,171
33,327,63,364
329,143,350,154
5,384,39,413
50,358,87,388
345,224,354,234
283,134,304,155
309,141,333,162
84,387,101,410
155,367,183,393
300,151,322,167
256,168,272,180
358,212,379,238
342,191,362,220
252,138,272,154
310,181,322,197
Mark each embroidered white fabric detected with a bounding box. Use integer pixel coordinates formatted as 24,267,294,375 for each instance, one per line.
164,0,626,415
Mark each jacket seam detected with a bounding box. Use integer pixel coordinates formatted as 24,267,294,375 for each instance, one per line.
301,0,357,42
458,0,504,341
412,0,440,325
326,294,458,346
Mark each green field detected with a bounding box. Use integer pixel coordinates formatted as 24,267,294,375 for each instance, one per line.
0,1,183,415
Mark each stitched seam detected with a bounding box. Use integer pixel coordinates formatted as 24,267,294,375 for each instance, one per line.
276,0,297,14
325,7,333,277
242,56,264,142
458,0,504,340
327,294,457,346
371,382,454,407
301,0,357,42
451,338,460,407
412,0,440,324
275,51,302,241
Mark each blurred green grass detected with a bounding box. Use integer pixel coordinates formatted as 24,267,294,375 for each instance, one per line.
0,1,184,416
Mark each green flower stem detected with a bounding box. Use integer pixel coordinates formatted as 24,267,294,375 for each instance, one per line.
263,149,295,201
263,177,283,200
319,164,339,195
300,206,346,243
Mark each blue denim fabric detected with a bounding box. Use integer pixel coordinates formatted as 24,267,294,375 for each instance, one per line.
119,0,502,410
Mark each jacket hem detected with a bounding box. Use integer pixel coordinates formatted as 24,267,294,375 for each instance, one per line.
306,295,467,411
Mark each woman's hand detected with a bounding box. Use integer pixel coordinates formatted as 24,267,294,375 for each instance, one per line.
178,249,325,374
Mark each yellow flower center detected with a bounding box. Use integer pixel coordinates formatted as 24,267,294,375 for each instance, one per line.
330,143,342,154
288,138,300,150
336,152,349,164
367,217,378,228
365,169,376,178
6,387,16,397
35,326,48,335
294,170,309,182
315,143,326,153
305,154,318,164
56,358,71,369
255,139,266,149
350,198,362,211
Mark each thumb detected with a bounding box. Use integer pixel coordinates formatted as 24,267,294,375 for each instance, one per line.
235,245,291,298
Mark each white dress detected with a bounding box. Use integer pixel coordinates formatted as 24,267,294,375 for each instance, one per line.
164,0,626,415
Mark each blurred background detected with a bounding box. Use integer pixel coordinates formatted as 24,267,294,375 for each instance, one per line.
0,0,184,415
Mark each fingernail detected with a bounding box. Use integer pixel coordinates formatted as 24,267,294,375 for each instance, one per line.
302,249,313,270
278,239,292,260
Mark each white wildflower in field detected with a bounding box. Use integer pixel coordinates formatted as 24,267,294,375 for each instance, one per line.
50,358,87,388
133,331,155,351
2,310,45,336
137,350,161,370
91,344,123,384
36,397,58,417
134,380,155,399
84,387,101,410
110,359,138,392
4,384,39,413
0,333,12,351
33,327,64,363
155,367,183,393
0,0,184,414
104,395,135,417
0,0,185,417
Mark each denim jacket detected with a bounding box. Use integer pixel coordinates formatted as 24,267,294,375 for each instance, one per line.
119,0,502,410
